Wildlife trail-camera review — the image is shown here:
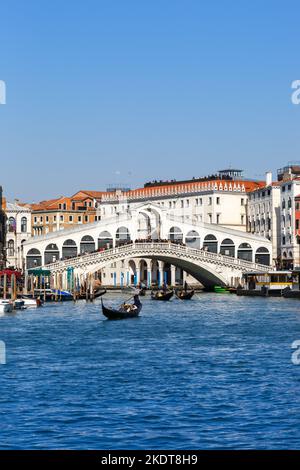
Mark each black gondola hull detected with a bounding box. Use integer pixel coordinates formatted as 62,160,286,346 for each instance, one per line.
175,289,195,300
101,297,142,320
151,290,174,301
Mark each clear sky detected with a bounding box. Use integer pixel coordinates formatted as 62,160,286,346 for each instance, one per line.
0,0,300,202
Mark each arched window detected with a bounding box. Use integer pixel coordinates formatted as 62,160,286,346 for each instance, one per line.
98,231,113,250
220,238,235,257
44,243,60,264
62,239,77,259
7,239,14,256
237,243,253,262
26,248,42,269
203,234,218,253
255,247,270,265
185,230,200,249
168,227,183,243
8,217,16,233
21,217,27,233
80,235,95,254
116,227,131,247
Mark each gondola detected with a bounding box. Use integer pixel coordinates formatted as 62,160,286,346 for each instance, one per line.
94,288,107,298
151,289,174,301
101,295,142,320
78,288,107,300
139,287,147,296
175,288,195,300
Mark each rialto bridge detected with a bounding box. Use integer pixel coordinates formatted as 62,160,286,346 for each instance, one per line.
23,203,273,289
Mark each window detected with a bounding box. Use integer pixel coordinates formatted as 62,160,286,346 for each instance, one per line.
7,240,14,256
85,215,88,222
241,198,244,206
296,219,300,230
34,216,37,224
60,215,64,222
40,216,43,223
181,200,184,208
63,203,66,210
54,215,57,222
208,214,212,223
241,215,244,225
200,198,202,205
186,199,189,207
282,186,286,192
209,197,212,205
282,236,286,245
21,217,27,233
216,214,220,224
46,216,49,223
216,197,220,205
69,215,73,222
78,216,82,222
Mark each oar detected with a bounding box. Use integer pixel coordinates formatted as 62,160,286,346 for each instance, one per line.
119,294,135,308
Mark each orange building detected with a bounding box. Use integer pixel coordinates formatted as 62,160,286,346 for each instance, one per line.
30,191,104,236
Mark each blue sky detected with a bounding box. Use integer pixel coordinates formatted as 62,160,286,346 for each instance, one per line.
0,0,300,201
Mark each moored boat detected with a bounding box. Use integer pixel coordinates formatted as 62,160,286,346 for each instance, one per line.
0,299,13,313
237,271,294,297
101,295,142,320
21,297,42,308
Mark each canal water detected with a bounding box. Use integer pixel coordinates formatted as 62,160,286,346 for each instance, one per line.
1,292,300,449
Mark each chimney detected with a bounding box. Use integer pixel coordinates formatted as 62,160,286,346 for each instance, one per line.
265,171,272,187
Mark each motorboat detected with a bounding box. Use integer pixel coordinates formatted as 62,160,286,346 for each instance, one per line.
0,299,13,314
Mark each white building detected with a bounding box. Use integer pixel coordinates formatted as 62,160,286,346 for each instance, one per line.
247,172,281,262
6,202,32,269
279,178,300,268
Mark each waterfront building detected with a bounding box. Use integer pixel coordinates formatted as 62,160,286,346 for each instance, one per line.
278,165,300,268
0,186,6,269
247,172,281,262
5,201,32,269
30,191,103,237
99,169,263,232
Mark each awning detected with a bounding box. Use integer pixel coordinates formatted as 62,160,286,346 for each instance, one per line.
27,269,51,276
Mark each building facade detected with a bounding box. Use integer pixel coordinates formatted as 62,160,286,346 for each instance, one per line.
5,201,32,269
30,191,103,237
247,172,281,262
0,186,6,269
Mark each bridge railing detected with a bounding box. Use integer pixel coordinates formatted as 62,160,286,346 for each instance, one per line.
41,241,271,273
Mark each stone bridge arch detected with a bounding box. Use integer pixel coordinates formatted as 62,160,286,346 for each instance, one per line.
75,251,228,288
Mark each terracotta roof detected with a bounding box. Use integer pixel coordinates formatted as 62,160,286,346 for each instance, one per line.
124,179,265,195
71,190,105,199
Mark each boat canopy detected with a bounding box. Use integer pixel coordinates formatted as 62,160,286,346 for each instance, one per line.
28,268,51,276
